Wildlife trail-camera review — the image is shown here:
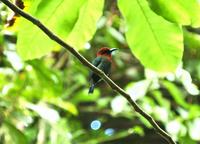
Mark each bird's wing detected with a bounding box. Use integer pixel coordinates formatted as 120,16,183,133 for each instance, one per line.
91,57,102,67
89,57,102,81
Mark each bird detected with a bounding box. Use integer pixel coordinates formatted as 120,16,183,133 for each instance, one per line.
88,47,117,94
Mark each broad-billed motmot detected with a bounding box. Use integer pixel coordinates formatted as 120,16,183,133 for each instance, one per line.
88,47,117,94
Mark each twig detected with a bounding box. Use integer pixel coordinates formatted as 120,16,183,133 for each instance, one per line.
0,0,176,143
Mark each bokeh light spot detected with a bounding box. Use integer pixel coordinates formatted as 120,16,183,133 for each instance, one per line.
104,128,115,136
90,120,101,130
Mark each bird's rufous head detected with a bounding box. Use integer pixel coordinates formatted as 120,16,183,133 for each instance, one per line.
97,47,117,58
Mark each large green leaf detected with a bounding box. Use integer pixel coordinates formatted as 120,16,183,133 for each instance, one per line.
17,0,104,60
147,0,200,27
17,0,84,60
118,0,183,72
66,0,104,50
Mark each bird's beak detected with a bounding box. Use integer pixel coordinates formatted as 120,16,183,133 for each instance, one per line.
109,48,118,53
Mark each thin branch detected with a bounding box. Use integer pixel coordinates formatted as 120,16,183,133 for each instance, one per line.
0,0,176,144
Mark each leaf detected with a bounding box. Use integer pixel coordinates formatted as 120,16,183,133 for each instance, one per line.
147,0,200,27
66,0,104,50
17,0,104,60
152,91,170,109
55,100,78,116
0,31,3,44
3,120,28,144
188,106,200,119
17,0,85,60
162,80,190,109
132,126,144,136
184,29,200,50
118,0,183,72
45,98,78,115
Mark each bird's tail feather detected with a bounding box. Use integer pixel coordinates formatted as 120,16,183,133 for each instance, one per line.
88,84,95,94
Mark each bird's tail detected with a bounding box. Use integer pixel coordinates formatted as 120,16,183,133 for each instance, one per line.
88,84,95,94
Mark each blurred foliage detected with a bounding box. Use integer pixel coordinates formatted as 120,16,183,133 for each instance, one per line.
0,0,200,144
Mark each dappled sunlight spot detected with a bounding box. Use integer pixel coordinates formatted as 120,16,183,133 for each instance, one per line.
175,64,183,78
96,16,106,29
0,68,15,75
26,103,60,124
126,80,151,101
166,120,181,140
166,65,199,95
180,69,192,83
50,74,59,84
166,65,200,95
185,83,199,95
16,116,33,130
107,27,126,44
179,69,200,95
23,116,33,127
145,68,160,79
145,68,176,79
25,65,33,71
111,96,127,113
66,132,72,139
177,108,188,119
4,50,24,71
104,128,114,136
90,120,101,130
142,103,153,114
128,128,134,134
154,106,168,123
84,42,91,49
2,84,14,95
166,73,176,81
189,118,200,141
162,63,182,81
0,10,7,18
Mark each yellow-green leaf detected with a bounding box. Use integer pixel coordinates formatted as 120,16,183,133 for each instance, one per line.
148,0,200,27
118,0,183,72
17,0,103,60
66,0,104,50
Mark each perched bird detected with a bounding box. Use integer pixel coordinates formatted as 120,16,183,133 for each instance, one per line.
88,47,117,94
